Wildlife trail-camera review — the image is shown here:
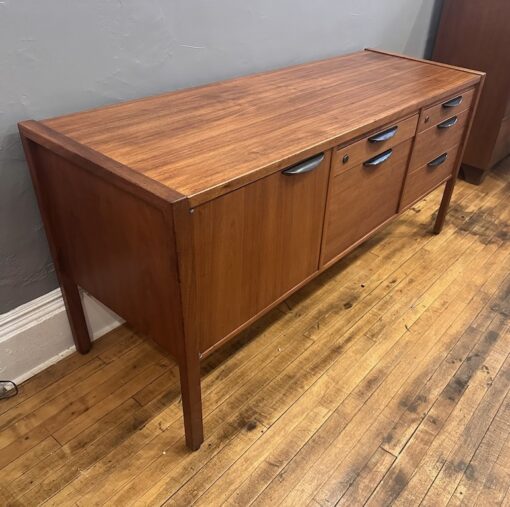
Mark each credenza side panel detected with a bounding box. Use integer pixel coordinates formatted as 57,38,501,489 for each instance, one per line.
184,151,331,354
29,143,184,358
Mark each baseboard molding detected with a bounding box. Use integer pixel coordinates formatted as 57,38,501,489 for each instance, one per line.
0,289,123,385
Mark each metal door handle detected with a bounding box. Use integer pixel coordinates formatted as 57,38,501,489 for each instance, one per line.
442,96,463,108
428,153,448,167
282,153,324,175
363,149,393,167
437,116,458,129
368,126,398,143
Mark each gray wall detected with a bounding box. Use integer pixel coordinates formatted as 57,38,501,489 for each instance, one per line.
0,0,443,313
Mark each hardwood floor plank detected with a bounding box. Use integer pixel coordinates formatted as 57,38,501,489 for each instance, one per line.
0,341,163,452
0,422,50,471
326,262,510,504
447,391,510,506
0,436,60,483
52,360,171,444
381,251,510,458
15,389,178,505
308,245,510,506
418,349,510,507
0,326,138,417
199,268,482,502
280,292,504,507
363,275,510,506
0,357,105,436
373,315,510,506
474,433,510,506
336,446,396,506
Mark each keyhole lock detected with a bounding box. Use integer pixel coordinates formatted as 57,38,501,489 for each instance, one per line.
424,116,430,124
342,154,350,164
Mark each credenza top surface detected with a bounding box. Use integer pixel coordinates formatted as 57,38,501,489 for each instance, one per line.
35,50,481,205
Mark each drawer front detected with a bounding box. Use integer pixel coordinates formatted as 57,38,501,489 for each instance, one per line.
410,108,469,171
417,88,475,133
322,139,413,265
400,144,460,210
188,151,331,354
334,114,418,173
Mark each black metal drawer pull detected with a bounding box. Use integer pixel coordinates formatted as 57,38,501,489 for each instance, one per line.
437,116,458,129
428,152,448,168
368,126,398,143
363,149,393,167
282,153,324,175
442,96,463,108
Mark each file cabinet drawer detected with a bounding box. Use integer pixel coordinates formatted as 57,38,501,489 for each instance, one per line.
334,115,418,174
322,139,413,265
401,144,460,210
417,88,475,133
410,108,469,171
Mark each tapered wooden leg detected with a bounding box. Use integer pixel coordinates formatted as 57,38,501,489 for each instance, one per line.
60,274,92,354
179,353,204,450
433,178,456,235
20,134,92,355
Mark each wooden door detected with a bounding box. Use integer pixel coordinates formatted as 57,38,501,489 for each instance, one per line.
186,151,331,354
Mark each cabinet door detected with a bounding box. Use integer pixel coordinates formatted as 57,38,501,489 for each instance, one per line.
187,151,330,354
321,139,412,265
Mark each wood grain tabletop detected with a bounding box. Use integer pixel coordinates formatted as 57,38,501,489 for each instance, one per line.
37,50,480,205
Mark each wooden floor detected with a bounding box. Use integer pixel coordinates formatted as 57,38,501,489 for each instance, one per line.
1,161,510,507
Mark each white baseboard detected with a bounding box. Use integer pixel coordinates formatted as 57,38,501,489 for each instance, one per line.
0,289,123,385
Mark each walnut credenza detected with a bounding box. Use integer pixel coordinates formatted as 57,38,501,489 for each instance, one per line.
19,49,484,450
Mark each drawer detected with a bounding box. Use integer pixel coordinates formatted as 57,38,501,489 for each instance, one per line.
410,108,469,171
400,144,460,210
322,139,413,265
334,114,418,173
417,88,475,133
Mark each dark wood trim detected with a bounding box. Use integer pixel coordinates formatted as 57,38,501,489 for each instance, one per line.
18,120,184,207
59,274,92,354
171,199,204,448
365,48,485,77
178,345,204,451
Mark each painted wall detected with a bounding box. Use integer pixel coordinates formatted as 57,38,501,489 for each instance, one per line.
0,0,443,313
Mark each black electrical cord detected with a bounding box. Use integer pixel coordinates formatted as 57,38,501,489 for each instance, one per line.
0,380,18,399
